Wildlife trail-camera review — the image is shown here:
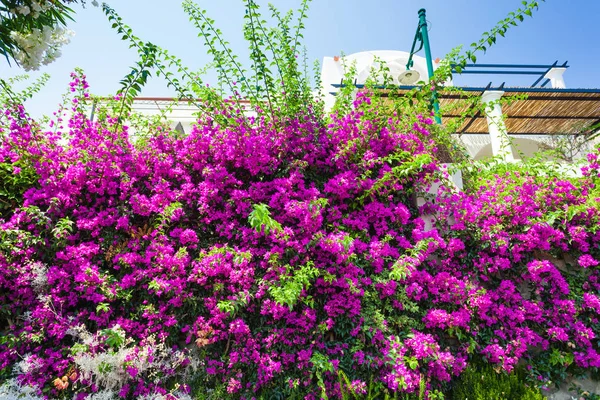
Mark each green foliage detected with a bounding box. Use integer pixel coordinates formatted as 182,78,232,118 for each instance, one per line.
105,0,320,128
450,364,545,400
69,342,88,356
0,226,43,262
0,158,38,218
248,203,282,234
95,302,110,314
331,56,357,116
103,4,211,122
51,217,73,241
100,325,126,350
310,351,335,399
390,239,432,281
155,201,183,232
182,0,251,105
0,73,50,110
268,261,319,310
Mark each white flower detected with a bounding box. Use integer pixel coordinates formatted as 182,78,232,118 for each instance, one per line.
16,354,42,375
30,2,42,17
86,390,117,400
67,326,200,395
139,393,192,400
30,261,48,292
17,5,30,16
0,379,44,400
9,26,74,71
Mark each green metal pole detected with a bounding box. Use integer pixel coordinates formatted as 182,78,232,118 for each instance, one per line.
418,8,442,124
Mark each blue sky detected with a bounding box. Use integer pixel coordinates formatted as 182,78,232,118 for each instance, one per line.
2,0,600,117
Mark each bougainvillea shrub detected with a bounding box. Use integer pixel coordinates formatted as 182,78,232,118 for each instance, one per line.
424,164,600,386
1,71,599,399
0,75,445,399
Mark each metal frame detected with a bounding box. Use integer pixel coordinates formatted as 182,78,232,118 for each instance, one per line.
450,61,569,88
329,61,574,94
330,83,600,95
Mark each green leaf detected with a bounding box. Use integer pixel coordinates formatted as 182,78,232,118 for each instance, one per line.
96,303,110,314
